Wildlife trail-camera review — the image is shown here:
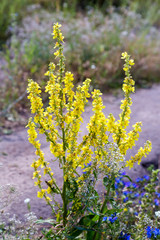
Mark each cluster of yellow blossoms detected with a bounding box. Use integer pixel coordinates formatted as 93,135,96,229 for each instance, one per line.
27,23,151,208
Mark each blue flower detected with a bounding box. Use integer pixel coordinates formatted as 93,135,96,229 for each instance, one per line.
115,183,119,189
134,193,139,198
155,192,160,198
136,177,143,182
115,177,121,184
132,183,138,188
123,191,130,196
115,177,125,189
146,226,160,238
109,216,118,223
141,192,145,197
83,162,92,169
119,231,131,239
111,213,117,218
123,197,129,203
134,212,138,216
87,162,92,167
146,226,152,238
154,199,159,206
124,181,131,187
102,216,107,222
143,175,150,181
103,213,118,224
121,171,126,176
153,228,160,237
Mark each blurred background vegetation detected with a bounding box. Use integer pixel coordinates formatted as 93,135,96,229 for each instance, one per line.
0,0,160,132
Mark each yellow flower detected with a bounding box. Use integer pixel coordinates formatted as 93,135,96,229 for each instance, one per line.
129,59,135,65
47,187,52,194
123,67,129,72
121,52,128,59
37,189,46,198
54,50,60,58
126,140,152,169
46,196,52,202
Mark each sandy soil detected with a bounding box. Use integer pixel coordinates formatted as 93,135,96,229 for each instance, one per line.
0,84,160,220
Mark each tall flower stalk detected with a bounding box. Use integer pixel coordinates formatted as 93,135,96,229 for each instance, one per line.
27,23,152,238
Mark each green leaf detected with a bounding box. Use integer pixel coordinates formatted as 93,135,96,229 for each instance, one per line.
93,170,98,179
78,214,95,227
68,228,83,238
86,209,99,222
87,230,96,240
93,232,102,240
36,218,56,225
122,175,132,182
68,214,96,238
86,208,96,214
45,180,59,194
31,65,37,73
103,176,109,186
66,178,78,201
104,208,122,216
92,215,99,222
103,176,114,189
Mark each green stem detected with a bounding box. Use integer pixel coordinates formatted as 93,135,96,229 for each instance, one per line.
93,177,113,240
62,126,68,226
38,182,55,214
62,180,67,226
58,41,68,227
117,96,129,146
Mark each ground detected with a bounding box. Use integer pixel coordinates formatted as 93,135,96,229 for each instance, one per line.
0,84,160,221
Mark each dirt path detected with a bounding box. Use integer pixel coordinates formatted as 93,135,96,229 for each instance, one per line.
0,84,160,220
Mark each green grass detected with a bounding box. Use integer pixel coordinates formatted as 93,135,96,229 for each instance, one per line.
0,0,32,47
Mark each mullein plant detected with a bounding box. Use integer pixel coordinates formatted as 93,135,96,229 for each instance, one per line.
27,23,152,239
